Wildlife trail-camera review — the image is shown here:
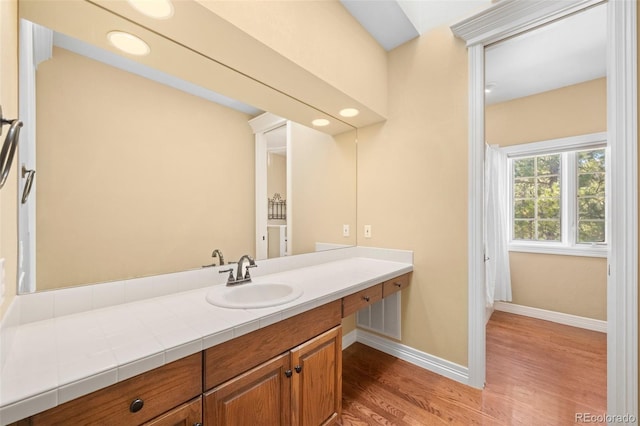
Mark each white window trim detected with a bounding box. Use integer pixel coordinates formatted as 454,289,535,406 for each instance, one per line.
503,132,607,258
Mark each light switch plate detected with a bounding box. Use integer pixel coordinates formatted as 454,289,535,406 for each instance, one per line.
364,225,372,238
343,224,350,237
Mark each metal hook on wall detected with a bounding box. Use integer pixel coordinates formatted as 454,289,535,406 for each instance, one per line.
0,105,24,190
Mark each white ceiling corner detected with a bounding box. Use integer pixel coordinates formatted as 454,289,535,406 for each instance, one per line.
341,0,494,51
340,0,419,51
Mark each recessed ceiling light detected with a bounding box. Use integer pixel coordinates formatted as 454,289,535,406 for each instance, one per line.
312,118,330,127
339,108,360,118
127,0,174,19
107,31,150,56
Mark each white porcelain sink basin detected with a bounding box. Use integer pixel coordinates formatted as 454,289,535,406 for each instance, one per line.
206,282,303,309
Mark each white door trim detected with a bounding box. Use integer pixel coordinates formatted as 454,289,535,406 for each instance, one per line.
248,112,286,260
451,0,638,419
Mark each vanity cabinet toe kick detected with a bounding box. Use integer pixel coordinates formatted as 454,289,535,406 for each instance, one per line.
11,272,410,426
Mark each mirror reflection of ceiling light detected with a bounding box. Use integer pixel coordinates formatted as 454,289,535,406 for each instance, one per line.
107,31,151,56
127,0,174,19
339,108,360,117
312,118,330,127
485,82,497,93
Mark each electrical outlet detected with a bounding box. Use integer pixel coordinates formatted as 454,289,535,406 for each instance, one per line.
343,224,350,237
364,225,372,238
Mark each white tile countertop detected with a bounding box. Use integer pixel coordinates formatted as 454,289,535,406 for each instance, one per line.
0,247,412,424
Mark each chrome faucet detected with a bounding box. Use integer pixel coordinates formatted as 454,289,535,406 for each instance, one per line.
219,254,257,285
202,249,225,268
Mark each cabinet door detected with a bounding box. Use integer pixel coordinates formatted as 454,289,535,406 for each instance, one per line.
143,397,202,426
205,353,291,426
290,326,342,426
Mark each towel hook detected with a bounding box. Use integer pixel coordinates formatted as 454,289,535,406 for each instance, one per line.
0,105,24,190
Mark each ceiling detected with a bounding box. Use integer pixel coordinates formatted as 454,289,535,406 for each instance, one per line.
341,0,607,104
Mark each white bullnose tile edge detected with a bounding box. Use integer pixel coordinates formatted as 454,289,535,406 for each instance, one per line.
0,390,57,426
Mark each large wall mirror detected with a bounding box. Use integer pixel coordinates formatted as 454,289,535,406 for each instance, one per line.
17,1,357,293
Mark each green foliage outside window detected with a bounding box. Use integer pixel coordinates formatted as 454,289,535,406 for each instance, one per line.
513,154,561,241
577,149,606,243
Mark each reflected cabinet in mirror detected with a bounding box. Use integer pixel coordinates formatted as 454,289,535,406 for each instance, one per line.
18,2,357,293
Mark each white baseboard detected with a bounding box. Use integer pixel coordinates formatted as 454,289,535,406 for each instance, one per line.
493,301,607,333
344,329,469,386
342,329,357,349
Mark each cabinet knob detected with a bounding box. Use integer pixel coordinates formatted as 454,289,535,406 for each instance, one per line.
395,282,402,287
129,398,144,413
294,365,302,373
362,296,370,302
194,423,203,426
285,369,292,378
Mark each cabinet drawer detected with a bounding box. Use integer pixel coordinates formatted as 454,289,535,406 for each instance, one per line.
382,273,410,297
143,396,202,426
28,353,202,426
342,284,382,317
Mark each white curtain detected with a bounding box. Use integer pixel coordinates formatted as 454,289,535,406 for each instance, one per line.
484,144,512,307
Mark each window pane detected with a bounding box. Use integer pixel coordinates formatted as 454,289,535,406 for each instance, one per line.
578,149,605,173
578,221,605,243
578,197,605,220
514,157,535,178
537,176,560,197
537,220,561,241
511,153,561,242
538,198,560,219
578,172,605,196
577,148,606,244
514,178,535,198
514,199,535,219
514,220,534,240
537,155,560,175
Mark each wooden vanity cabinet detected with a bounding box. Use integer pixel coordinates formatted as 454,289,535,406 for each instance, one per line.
291,326,342,426
18,353,202,426
12,272,411,426
204,326,342,426
382,273,410,297
142,397,202,426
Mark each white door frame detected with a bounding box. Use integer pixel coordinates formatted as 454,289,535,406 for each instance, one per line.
17,20,52,294
249,112,287,260
451,0,638,419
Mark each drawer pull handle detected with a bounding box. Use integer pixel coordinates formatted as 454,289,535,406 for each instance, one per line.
295,365,302,373
194,423,203,426
285,369,292,378
129,398,144,413
362,296,370,302
395,282,402,287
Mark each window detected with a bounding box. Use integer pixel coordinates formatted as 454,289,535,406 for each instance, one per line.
504,133,607,257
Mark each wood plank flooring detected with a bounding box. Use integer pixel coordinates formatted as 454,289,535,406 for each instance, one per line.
338,311,606,425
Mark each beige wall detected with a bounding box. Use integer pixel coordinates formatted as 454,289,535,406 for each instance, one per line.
486,79,607,320
36,47,255,290
357,26,469,366
267,153,286,202
290,123,356,254
509,253,606,320
486,78,606,146
0,0,18,319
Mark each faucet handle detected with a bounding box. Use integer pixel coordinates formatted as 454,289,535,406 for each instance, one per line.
244,263,258,279
219,268,235,283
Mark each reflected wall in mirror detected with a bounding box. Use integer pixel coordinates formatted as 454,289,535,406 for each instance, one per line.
19,18,357,293
483,3,608,322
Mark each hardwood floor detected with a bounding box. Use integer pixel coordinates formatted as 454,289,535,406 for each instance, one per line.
338,311,606,425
